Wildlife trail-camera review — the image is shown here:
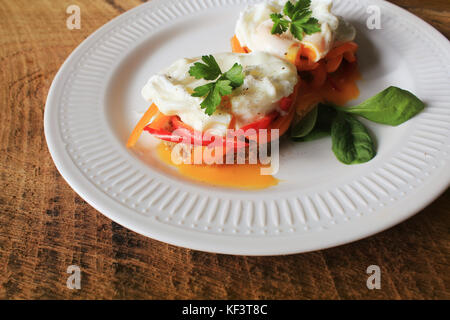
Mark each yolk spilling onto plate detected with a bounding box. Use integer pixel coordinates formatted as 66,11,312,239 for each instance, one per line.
157,144,279,190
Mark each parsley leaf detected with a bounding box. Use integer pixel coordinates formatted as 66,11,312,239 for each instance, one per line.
300,17,321,35
270,13,290,35
215,79,233,96
284,0,310,19
270,0,321,41
292,7,312,23
189,56,245,116
283,1,296,18
191,82,215,98
223,63,244,88
200,86,222,116
189,55,222,80
198,80,232,115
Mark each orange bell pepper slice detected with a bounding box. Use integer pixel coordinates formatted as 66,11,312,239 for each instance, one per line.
310,62,327,88
325,54,343,73
231,35,247,53
126,103,159,148
241,111,280,131
326,42,358,59
230,35,250,53
146,111,172,131
343,51,356,63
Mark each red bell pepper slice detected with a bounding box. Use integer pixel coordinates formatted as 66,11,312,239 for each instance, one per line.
279,95,294,112
147,116,248,150
240,111,279,131
171,116,214,146
171,116,193,131
143,127,184,143
146,109,286,151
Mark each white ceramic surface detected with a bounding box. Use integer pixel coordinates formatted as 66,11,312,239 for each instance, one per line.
45,0,450,255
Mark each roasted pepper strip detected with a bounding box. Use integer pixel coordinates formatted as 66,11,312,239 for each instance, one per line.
171,116,214,146
143,127,184,143
231,35,247,53
325,54,343,73
126,103,159,148
326,42,358,59
171,116,248,150
240,111,280,131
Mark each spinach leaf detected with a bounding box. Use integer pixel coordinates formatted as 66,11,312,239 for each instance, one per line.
292,104,336,142
331,112,376,164
291,107,318,138
334,86,424,126
296,129,330,142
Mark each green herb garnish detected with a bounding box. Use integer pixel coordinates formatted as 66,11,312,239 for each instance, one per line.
331,113,376,165
291,104,336,141
333,86,425,126
291,86,425,164
291,106,318,138
270,0,321,41
189,55,245,116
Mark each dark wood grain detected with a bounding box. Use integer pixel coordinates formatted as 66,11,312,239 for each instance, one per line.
0,0,449,300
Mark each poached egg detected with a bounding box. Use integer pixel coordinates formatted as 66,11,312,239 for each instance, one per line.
142,52,298,136
235,0,356,62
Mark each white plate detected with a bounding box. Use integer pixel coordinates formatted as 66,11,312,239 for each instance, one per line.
45,0,450,255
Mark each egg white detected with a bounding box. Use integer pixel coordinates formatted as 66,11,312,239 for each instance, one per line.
235,0,356,62
141,52,298,136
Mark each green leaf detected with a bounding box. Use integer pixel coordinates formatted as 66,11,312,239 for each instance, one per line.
334,86,425,126
331,113,376,165
292,104,337,142
284,0,311,18
289,23,305,41
291,107,318,138
223,63,244,88
270,13,290,35
295,130,330,142
200,86,222,116
283,1,296,18
189,55,222,81
193,81,231,116
297,0,311,11
191,82,219,115
290,86,424,165
274,0,321,40
292,8,312,23
191,82,215,97
301,17,322,35
190,57,245,116
215,80,233,96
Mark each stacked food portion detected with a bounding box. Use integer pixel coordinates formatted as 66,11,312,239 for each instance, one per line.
127,0,424,189
129,0,359,150
232,0,360,116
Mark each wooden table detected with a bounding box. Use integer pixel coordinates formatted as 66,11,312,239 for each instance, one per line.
0,0,449,300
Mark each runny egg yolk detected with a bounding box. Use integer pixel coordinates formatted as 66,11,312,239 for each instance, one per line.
156,144,279,190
